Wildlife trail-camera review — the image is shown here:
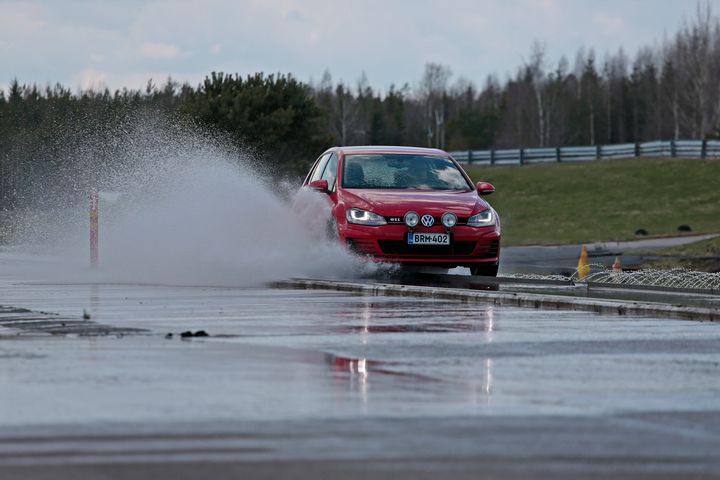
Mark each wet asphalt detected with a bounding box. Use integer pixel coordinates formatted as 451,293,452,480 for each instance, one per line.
1,256,720,478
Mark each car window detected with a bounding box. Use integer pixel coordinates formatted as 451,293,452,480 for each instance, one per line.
342,154,472,190
320,153,338,190
308,153,331,183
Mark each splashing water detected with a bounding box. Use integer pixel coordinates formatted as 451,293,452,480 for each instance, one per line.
6,116,371,286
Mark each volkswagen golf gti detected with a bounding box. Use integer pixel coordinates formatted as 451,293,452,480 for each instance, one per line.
301,146,501,276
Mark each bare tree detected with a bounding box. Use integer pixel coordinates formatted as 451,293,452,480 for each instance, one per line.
674,2,718,137
333,83,358,145
419,63,452,148
525,41,551,146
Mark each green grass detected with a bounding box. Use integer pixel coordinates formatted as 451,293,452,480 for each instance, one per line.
465,157,720,246
648,235,720,257
639,235,720,272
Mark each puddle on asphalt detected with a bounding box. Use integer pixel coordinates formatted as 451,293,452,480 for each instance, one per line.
0,305,147,337
325,353,443,384
339,322,490,334
323,352,495,403
370,272,501,291
331,299,497,335
0,352,47,359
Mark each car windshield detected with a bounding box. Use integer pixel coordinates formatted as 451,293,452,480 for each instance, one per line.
342,154,472,190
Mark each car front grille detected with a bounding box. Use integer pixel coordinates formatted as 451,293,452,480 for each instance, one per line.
377,240,477,256
346,238,377,255
350,238,499,258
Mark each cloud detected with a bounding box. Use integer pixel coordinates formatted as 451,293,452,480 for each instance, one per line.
0,2,45,35
140,42,182,60
76,68,109,91
90,52,106,64
69,69,203,92
0,0,701,92
592,11,625,35
116,71,197,90
530,0,560,11
284,9,307,22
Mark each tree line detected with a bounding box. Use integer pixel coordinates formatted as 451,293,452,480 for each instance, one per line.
1,5,720,211
311,4,720,150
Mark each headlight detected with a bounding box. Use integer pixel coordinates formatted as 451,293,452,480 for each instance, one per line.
404,211,419,227
346,208,387,226
441,212,457,228
467,209,495,227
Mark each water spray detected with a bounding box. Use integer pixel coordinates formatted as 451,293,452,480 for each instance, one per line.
89,190,99,268
11,115,372,286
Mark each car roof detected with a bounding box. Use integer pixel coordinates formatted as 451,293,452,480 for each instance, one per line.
330,145,448,156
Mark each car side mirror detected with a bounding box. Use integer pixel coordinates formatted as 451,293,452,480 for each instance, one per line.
308,179,329,192
476,181,495,196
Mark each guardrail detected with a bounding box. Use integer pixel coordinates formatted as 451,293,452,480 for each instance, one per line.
449,139,720,165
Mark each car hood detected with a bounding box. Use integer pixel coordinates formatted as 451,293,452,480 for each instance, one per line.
342,189,489,217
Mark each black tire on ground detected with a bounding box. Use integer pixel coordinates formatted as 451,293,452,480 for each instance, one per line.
470,263,499,277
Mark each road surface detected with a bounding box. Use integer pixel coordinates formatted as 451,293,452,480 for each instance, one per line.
1,251,719,479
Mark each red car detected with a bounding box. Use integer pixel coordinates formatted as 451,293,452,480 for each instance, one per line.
301,146,501,276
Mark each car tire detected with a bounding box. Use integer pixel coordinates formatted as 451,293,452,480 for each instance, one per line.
470,263,499,277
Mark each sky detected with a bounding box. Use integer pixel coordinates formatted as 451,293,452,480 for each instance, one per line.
0,0,715,93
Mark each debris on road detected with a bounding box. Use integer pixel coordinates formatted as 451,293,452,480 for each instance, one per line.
180,330,209,338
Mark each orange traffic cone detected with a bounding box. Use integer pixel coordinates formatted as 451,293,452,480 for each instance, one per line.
577,244,590,279
612,256,622,273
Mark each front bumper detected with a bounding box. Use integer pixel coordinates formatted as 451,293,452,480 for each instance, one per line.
340,223,501,267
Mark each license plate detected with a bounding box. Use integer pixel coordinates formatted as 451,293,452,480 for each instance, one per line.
407,232,450,245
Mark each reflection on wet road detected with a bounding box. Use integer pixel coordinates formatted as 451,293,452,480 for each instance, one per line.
1,276,720,478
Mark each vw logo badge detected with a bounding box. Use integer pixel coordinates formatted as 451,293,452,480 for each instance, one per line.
420,214,435,227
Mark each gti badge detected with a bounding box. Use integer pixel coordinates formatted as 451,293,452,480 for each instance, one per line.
421,214,435,227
